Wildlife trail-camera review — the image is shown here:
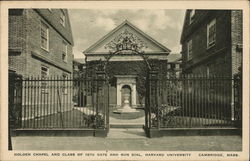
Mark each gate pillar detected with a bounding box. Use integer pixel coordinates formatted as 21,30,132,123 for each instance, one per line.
149,69,159,128
96,65,109,130
145,69,159,137
8,70,22,149
9,70,22,129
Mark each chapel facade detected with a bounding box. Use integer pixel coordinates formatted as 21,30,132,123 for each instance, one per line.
83,20,173,111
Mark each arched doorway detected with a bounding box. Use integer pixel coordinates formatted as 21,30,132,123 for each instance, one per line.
121,85,132,107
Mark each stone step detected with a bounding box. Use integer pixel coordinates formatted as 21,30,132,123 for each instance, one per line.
110,123,144,128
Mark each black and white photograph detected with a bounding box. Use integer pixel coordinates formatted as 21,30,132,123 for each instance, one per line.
1,1,249,160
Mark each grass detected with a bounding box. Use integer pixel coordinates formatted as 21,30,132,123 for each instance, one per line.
21,109,96,128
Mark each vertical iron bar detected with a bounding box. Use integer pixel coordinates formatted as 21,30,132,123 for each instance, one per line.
30,77,33,128
205,75,208,127
49,77,52,128
53,76,56,128
27,77,30,128
193,75,197,127
219,76,222,127
23,79,26,128
181,76,184,127
198,76,201,127
33,77,37,128
202,75,205,127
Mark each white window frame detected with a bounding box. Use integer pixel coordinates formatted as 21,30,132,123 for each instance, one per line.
40,21,49,51
207,19,216,49
62,41,68,63
187,39,193,61
206,66,210,77
60,10,66,27
41,66,49,93
189,10,195,24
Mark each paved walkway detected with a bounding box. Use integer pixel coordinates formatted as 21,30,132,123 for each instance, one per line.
108,128,146,138
11,128,242,151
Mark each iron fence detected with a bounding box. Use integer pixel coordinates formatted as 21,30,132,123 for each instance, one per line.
148,74,242,129
10,73,109,129
9,71,242,131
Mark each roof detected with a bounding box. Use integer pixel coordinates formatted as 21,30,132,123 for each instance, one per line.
83,20,171,53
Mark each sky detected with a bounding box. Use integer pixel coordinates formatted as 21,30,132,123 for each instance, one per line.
68,9,186,59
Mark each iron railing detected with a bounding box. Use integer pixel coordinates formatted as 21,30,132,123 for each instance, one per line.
148,74,242,129
11,75,109,129
9,72,242,131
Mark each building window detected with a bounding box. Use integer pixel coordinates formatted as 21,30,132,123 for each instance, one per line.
62,41,67,62
207,19,216,48
189,10,195,24
9,9,23,16
187,39,193,60
41,66,49,93
62,73,68,94
60,10,65,27
41,21,49,51
206,66,210,77
171,64,176,69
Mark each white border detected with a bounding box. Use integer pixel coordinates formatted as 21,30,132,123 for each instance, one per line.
1,1,249,161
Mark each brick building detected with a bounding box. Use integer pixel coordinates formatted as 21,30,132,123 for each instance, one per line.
180,10,242,76
8,9,74,121
8,9,74,77
180,10,243,120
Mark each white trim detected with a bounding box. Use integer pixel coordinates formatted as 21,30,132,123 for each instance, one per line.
207,19,216,49
189,10,195,24
60,10,66,27
40,21,49,52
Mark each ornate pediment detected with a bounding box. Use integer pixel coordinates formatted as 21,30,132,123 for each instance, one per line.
104,29,148,54
84,20,171,54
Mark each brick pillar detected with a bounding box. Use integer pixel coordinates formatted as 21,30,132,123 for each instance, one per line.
8,70,22,150
148,69,159,128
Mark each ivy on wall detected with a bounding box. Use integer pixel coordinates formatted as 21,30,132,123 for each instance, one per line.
86,59,169,106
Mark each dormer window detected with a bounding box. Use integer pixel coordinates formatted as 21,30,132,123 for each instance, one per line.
60,10,65,27
189,10,195,24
